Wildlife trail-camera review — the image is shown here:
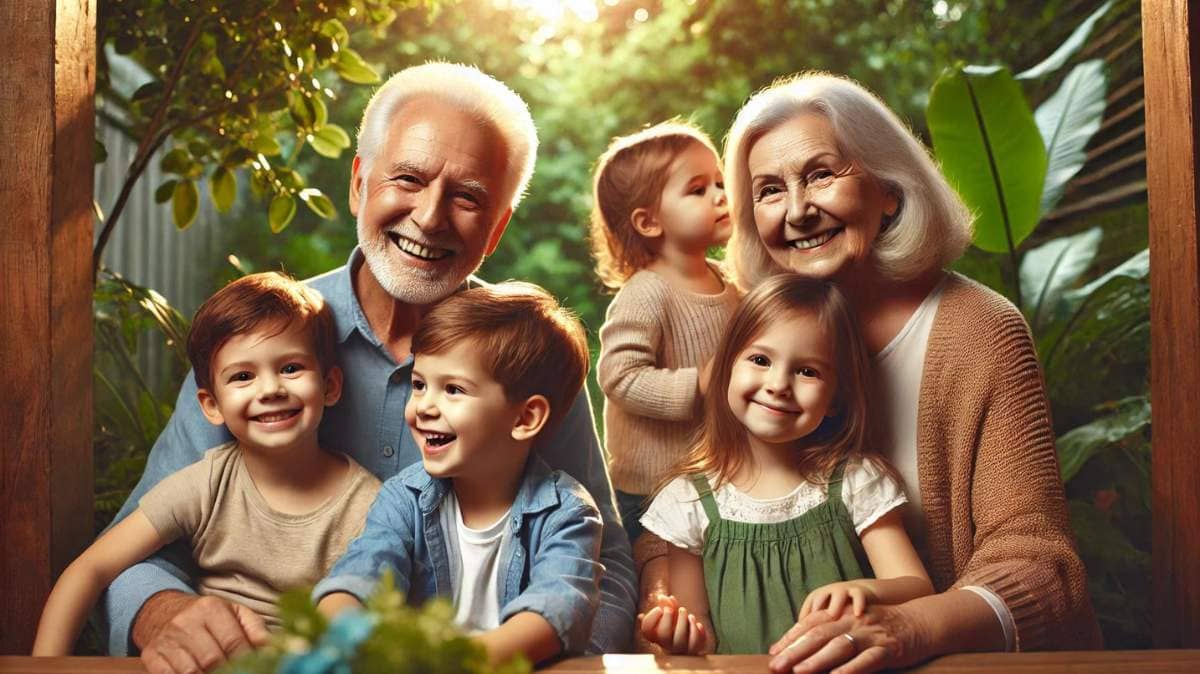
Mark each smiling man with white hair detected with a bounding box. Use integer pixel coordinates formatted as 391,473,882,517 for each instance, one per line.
100,62,637,674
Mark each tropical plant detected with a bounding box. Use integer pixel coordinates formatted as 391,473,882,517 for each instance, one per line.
93,272,193,532
926,0,1150,646
221,574,530,674
92,0,437,279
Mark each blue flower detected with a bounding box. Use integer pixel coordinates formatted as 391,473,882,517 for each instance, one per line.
278,611,378,674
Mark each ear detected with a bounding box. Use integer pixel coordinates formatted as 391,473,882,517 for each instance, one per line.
349,155,364,217
882,188,900,219
484,206,513,256
630,207,663,239
510,394,550,442
323,366,344,406
197,388,226,427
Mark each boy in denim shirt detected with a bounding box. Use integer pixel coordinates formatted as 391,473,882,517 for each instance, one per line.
314,282,602,666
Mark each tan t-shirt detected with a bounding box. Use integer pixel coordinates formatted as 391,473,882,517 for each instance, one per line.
138,442,381,627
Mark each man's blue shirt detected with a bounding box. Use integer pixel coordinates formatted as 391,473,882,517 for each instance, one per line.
101,248,635,654
313,457,603,654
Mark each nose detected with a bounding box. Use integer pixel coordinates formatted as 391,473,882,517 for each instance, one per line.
413,390,439,417
763,366,792,397
257,373,286,401
784,184,814,228
410,184,448,234
714,183,727,207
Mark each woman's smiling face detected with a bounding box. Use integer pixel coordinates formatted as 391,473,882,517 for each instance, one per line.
747,113,897,284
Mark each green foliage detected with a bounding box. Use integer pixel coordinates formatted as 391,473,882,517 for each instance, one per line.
221,574,530,674
94,0,437,265
93,272,191,532
927,65,1047,257
924,1,1150,646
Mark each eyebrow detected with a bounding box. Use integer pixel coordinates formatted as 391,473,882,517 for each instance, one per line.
751,151,840,183
385,160,491,204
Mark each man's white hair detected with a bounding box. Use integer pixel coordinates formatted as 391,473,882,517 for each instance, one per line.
725,71,973,289
356,61,538,210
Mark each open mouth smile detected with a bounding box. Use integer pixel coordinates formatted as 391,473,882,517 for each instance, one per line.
251,409,301,424
388,232,454,261
418,429,457,452
787,228,840,251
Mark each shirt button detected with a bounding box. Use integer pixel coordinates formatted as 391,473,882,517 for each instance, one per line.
382,446,395,457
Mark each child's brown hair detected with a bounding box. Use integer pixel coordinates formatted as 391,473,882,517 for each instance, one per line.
666,273,891,491
187,272,337,393
411,282,589,433
589,120,720,289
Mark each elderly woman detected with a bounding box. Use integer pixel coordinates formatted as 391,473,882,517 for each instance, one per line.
637,72,1100,672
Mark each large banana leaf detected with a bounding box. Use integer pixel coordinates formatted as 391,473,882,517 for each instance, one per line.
927,64,1047,254
1016,0,1115,80
1057,395,1150,481
1020,226,1103,333
1035,59,1109,216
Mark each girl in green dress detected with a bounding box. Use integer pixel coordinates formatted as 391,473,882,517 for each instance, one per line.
639,273,933,654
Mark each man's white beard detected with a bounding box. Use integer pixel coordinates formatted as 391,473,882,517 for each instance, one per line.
355,192,481,306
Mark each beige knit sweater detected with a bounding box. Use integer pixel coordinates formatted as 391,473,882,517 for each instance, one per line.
917,273,1100,650
598,265,740,495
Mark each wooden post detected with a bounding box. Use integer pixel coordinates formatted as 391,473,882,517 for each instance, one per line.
0,0,96,653
1143,0,1200,650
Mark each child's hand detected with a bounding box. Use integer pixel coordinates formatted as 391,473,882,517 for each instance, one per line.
638,593,710,655
799,581,877,619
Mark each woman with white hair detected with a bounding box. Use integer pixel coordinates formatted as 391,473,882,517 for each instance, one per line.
643,72,1100,672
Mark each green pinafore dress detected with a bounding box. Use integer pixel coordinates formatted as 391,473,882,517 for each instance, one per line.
690,462,872,654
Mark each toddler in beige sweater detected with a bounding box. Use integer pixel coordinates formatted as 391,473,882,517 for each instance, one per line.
589,120,740,545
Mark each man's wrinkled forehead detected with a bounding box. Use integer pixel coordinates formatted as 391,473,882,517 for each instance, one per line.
381,97,509,173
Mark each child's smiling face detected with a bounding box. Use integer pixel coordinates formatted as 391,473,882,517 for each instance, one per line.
726,310,838,455
197,321,342,454
404,341,530,483
652,142,730,253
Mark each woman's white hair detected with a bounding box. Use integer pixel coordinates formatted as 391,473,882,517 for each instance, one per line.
356,62,538,209
725,71,973,289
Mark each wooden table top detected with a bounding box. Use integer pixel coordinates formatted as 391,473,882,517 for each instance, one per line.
3,651,1199,673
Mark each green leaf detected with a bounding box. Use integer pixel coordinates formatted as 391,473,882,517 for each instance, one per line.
1058,396,1150,481
95,139,108,164
309,124,351,158
172,180,200,230
927,64,1047,254
1016,0,1115,80
288,90,313,128
311,95,328,129
334,48,381,84
1020,227,1102,332
269,194,297,233
1035,59,1108,216
251,133,282,156
210,167,236,213
131,81,164,103
299,188,336,219
154,179,178,204
160,147,194,175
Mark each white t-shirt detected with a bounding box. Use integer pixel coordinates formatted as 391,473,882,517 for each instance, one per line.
441,491,511,634
873,275,945,552
640,458,907,555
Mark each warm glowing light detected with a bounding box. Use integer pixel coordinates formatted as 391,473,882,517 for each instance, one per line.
498,0,600,25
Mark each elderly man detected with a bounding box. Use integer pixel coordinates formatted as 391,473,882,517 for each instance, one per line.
102,62,636,673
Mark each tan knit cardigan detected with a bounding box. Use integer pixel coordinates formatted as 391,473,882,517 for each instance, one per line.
917,273,1100,650
635,272,1101,652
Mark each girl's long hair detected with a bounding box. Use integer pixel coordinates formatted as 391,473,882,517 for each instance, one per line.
663,273,882,492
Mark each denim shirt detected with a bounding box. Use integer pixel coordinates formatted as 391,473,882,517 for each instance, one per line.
101,248,636,654
313,458,604,654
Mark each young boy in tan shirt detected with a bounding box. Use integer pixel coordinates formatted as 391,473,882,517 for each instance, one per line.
33,272,381,655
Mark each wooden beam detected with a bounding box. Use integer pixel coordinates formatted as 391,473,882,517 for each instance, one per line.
1143,0,1200,649
0,0,96,653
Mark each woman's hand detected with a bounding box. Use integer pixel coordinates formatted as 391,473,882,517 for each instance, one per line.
638,593,712,655
767,604,927,674
800,581,876,619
